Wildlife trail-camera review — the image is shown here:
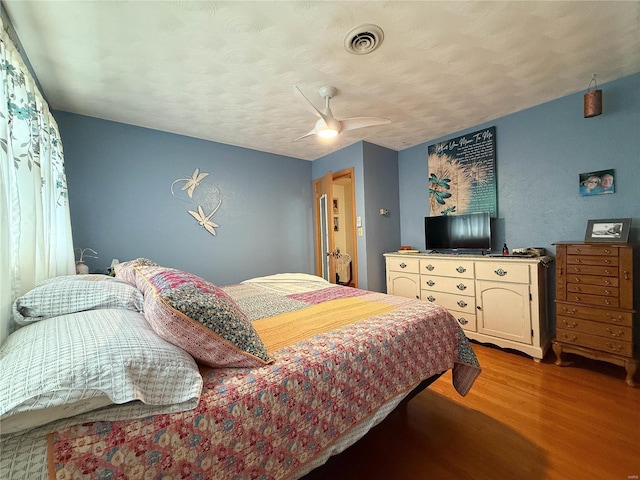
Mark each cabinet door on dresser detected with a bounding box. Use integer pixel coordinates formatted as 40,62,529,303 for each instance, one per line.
385,255,421,299
475,262,533,344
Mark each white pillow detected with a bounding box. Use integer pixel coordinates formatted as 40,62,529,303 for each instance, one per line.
0,309,203,434
13,275,144,325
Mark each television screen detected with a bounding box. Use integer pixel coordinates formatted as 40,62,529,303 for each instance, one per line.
425,212,492,251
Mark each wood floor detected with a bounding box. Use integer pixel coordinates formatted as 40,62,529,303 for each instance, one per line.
302,342,640,480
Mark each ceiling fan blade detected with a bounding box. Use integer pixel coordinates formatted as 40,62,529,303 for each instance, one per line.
340,116,391,132
293,85,323,119
294,127,319,141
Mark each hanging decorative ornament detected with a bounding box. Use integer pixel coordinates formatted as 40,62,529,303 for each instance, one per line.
584,74,602,118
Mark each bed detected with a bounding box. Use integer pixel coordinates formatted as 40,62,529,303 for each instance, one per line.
1,260,480,480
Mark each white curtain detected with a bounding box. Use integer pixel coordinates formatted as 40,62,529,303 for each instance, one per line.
0,18,75,345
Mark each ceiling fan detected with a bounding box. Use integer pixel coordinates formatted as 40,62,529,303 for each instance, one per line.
294,85,391,140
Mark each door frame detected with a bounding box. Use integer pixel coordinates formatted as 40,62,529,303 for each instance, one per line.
313,168,358,288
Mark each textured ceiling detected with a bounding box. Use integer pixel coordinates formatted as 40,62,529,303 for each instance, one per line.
3,1,640,161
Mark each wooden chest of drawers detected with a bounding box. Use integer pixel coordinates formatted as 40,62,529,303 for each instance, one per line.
553,242,638,386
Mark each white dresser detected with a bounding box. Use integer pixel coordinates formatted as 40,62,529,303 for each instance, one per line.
384,252,552,361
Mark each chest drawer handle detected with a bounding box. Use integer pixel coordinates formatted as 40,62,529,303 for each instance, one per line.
606,314,623,323
399,262,407,268
573,287,581,292
426,280,435,286
425,264,435,271
426,295,436,302
561,333,578,342
623,270,630,280
603,249,611,254
606,342,623,352
562,320,577,328
606,328,624,338
457,300,468,308
456,266,466,273
604,259,611,264
562,306,577,315
494,268,507,276
457,317,469,325
456,283,467,291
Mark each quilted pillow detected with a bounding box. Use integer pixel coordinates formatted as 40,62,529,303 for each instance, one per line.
0,308,203,434
13,275,144,326
134,265,272,368
114,257,159,286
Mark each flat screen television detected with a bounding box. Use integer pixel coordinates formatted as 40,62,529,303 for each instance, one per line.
425,212,492,251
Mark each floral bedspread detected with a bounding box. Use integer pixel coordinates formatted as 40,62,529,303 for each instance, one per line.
3,276,481,480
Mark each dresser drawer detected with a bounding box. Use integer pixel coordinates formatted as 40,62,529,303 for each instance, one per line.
565,274,619,287
449,310,477,332
421,275,475,296
422,290,475,314
556,328,632,357
567,282,619,298
565,245,619,256
420,258,474,278
557,316,632,341
475,262,530,283
556,302,633,327
386,256,420,273
567,255,619,267
565,264,618,276
564,292,619,308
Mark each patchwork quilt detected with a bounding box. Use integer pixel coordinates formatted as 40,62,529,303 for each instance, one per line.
1,274,480,480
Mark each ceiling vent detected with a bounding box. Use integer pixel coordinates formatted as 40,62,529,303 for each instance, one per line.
344,24,384,55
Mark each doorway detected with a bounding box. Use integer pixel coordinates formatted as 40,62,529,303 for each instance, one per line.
313,168,358,287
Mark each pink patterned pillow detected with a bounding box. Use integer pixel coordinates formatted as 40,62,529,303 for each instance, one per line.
114,258,158,286
134,266,272,368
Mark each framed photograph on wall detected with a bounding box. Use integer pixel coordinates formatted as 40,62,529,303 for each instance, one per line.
579,168,615,196
584,218,631,243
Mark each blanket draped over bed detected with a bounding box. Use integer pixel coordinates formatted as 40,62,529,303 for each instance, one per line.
1,275,480,480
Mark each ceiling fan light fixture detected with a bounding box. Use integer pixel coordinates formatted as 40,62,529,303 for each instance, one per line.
317,127,339,139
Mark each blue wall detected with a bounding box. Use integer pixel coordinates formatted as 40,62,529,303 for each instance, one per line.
399,73,640,253
56,112,314,285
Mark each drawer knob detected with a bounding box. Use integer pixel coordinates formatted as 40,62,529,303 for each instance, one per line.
456,283,467,291
604,259,611,264
603,249,610,254
456,266,466,273
562,306,577,315
457,317,469,325
425,264,435,271
426,295,436,302
605,314,623,323
606,328,624,338
604,280,611,285
457,300,468,308
494,268,507,276
561,333,578,342
426,280,435,286
574,287,581,292
399,262,407,268
562,320,577,328
606,342,622,352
